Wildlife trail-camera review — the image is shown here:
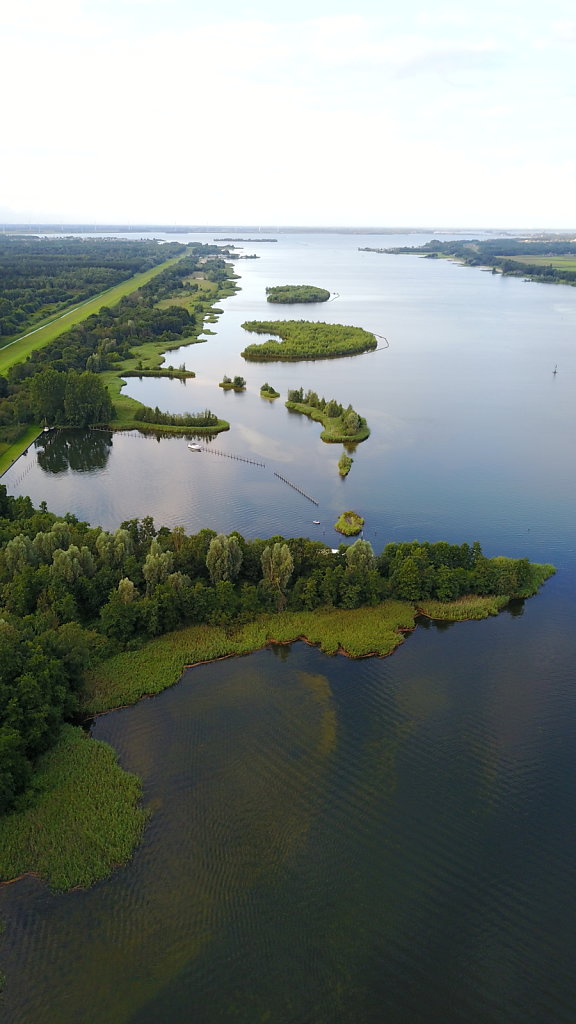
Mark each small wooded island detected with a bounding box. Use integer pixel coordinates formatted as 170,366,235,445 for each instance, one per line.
286,388,369,443
241,320,378,361
266,285,330,304
219,375,246,391
0,483,556,891
260,382,280,399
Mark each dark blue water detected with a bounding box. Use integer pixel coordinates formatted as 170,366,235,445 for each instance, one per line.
1,232,575,1023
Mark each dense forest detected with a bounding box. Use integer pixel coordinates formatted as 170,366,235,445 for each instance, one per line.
0,236,187,339
0,246,232,448
266,285,330,303
241,320,378,361
0,483,553,815
383,236,576,285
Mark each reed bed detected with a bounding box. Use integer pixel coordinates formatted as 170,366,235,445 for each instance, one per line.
83,603,417,715
0,725,147,891
417,595,510,620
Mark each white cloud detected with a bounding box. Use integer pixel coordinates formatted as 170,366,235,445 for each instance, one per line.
1,5,575,226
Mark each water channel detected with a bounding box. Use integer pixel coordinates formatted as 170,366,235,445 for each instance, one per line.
1,232,575,1023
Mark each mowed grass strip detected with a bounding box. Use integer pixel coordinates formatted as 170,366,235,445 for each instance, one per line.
0,725,148,891
0,254,187,374
500,256,576,269
0,424,42,476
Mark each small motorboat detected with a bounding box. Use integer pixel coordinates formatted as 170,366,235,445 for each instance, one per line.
313,520,320,525
188,443,202,452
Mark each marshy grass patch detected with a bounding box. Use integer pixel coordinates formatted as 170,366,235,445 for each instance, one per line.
0,725,148,891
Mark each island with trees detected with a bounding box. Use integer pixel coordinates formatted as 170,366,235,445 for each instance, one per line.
219,375,246,392
0,483,556,888
338,453,353,477
265,285,330,304
241,320,378,361
260,382,280,399
286,388,369,443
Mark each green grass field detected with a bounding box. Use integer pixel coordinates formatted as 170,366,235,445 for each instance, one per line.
0,254,187,375
500,256,576,269
0,424,42,477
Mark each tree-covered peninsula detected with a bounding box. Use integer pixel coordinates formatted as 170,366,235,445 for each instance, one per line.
286,388,369,443
381,235,576,286
0,482,556,889
266,285,330,304
240,320,378,361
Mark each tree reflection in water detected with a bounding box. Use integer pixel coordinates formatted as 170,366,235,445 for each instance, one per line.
35,429,113,474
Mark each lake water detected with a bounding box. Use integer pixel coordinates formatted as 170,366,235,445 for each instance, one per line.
1,232,576,1023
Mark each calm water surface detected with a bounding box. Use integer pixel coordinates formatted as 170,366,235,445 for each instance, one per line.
1,232,575,1023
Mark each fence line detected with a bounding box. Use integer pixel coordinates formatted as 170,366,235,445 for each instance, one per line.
273,471,319,505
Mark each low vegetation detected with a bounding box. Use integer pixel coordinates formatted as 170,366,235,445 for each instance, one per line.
286,388,369,443
266,285,330,304
241,320,377,361
334,510,365,535
0,725,147,891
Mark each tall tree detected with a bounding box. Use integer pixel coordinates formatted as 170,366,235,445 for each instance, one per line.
261,543,294,610
206,534,243,584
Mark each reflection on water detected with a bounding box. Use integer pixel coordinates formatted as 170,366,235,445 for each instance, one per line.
1,231,576,1023
2,624,575,1024
35,428,113,474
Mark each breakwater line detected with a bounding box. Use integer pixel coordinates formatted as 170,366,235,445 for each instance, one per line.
200,446,266,467
273,471,319,505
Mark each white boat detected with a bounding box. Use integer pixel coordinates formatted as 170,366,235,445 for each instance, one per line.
313,520,320,525
188,443,202,452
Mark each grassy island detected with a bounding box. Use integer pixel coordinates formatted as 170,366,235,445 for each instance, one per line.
260,382,280,399
240,320,377,361
266,285,330,304
0,488,556,890
286,388,369,443
130,407,229,435
335,510,365,535
219,375,246,392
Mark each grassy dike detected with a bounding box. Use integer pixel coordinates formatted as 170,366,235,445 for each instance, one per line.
0,424,43,477
0,570,555,892
0,254,188,375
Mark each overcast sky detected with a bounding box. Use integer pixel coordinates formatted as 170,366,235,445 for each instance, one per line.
2,0,575,228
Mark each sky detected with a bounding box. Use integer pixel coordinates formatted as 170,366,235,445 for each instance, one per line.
1,0,575,228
